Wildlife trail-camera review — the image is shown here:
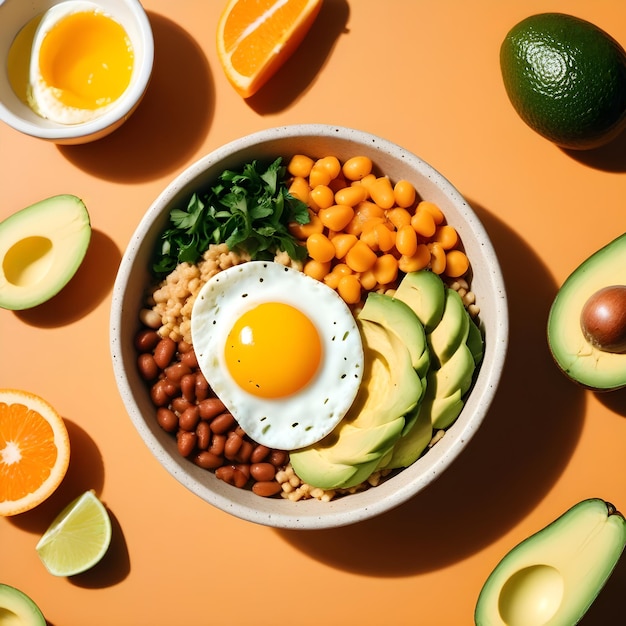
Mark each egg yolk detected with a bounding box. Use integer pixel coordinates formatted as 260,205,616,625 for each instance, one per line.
37,11,133,110
224,302,322,399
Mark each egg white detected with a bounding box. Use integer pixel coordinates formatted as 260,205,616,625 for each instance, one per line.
27,1,123,124
191,261,364,450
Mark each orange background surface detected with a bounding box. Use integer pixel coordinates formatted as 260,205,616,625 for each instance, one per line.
2,1,626,624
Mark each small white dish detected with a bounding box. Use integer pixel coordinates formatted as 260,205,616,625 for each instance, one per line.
0,0,153,144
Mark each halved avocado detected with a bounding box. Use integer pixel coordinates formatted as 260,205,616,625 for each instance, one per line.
0,584,46,626
0,195,91,310
475,499,626,626
547,233,626,391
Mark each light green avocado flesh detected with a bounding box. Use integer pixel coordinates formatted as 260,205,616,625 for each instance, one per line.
548,233,626,391
394,269,445,332
292,270,485,486
289,299,423,490
0,584,46,626
475,498,626,626
0,195,91,310
428,288,470,366
394,271,482,431
359,291,430,376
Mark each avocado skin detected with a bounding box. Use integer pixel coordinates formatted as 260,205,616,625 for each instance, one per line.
474,499,626,626
500,13,626,150
0,584,46,626
547,233,626,391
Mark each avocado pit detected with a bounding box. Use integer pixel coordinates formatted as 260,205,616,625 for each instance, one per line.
580,285,626,353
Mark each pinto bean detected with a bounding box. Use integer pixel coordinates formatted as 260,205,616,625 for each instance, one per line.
216,465,248,488
268,450,289,467
209,434,226,456
177,430,197,457
195,372,210,401
252,481,282,497
193,451,223,469
234,440,253,464
196,421,211,450
137,353,159,381
215,465,235,485
210,412,235,434
179,406,200,431
180,374,197,403
150,380,170,407
157,407,178,433
170,397,192,414
178,340,193,353
198,398,227,421
250,445,270,464
250,463,276,482
135,329,160,352
224,432,243,460
180,349,198,369
164,362,191,383
153,337,177,369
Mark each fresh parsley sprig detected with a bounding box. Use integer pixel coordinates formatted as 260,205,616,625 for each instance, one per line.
152,158,310,277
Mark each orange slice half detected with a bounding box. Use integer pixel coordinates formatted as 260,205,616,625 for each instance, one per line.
216,0,323,98
0,389,70,516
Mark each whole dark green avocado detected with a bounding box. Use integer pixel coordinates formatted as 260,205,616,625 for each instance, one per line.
500,13,626,150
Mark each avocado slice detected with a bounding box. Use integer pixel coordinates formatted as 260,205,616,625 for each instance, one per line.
394,271,482,433
0,584,46,626
467,317,485,365
393,269,445,332
381,403,432,470
290,313,423,490
548,233,626,391
0,195,91,310
475,499,626,626
427,343,476,400
427,287,470,367
419,389,464,431
359,291,429,376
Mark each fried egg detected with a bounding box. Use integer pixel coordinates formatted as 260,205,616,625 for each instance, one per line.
16,1,134,124
191,261,364,450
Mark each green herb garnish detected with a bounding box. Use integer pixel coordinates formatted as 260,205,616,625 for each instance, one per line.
152,157,310,276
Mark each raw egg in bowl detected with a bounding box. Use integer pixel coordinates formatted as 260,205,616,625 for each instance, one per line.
110,125,508,529
0,0,153,143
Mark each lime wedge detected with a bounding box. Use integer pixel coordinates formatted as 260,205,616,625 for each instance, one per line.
35,490,112,577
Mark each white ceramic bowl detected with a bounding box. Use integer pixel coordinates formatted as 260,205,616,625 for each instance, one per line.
0,0,153,144
110,125,508,529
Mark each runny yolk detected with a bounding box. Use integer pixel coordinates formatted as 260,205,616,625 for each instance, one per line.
224,302,322,399
38,11,134,110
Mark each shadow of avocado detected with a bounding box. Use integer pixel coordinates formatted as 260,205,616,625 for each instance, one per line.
561,124,626,172
57,12,214,183
246,0,349,114
14,229,120,328
594,387,626,417
7,419,105,535
276,200,586,576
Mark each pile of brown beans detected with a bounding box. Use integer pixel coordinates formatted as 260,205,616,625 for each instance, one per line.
135,327,287,497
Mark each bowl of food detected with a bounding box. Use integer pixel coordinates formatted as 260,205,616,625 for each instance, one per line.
110,124,508,529
0,0,153,144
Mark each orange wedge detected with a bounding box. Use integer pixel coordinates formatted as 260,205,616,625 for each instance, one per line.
0,389,70,516
216,0,323,98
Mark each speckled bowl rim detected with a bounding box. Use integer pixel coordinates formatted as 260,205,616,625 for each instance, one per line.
110,124,508,529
